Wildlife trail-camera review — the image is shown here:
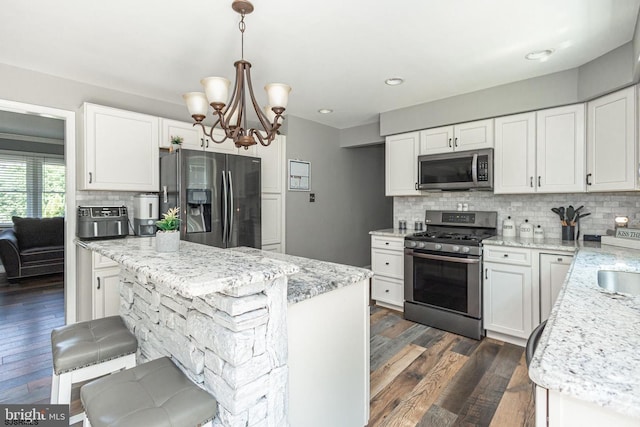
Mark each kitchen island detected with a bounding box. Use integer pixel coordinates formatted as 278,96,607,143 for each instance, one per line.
76,237,372,427
528,243,640,426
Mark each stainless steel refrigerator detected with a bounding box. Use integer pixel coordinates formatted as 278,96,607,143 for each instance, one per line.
160,149,261,249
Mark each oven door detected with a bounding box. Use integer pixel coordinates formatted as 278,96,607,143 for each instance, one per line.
404,249,482,318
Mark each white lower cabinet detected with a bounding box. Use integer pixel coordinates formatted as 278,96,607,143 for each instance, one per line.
483,244,575,346
77,247,121,321
484,261,533,344
371,235,405,310
539,253,573,322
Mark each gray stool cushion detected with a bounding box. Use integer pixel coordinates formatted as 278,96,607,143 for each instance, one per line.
81,357,217,427
51,315,137,374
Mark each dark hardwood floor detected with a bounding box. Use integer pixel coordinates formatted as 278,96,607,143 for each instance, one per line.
0,285,534,427
370,306,535,427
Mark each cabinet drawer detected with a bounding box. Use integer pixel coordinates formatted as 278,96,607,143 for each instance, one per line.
483,245,531,266
371,276,404,306
93,252,118,269
371,235,404,250
371,249,404,279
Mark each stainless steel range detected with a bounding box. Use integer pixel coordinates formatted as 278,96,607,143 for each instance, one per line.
404,210,498,340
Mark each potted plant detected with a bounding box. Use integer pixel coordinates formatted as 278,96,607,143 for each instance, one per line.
155,206,180,252
169,135,183,152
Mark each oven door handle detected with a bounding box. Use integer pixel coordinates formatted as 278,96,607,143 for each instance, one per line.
410,252,481,264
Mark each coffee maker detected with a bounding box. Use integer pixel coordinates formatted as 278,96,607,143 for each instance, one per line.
134,194,159,236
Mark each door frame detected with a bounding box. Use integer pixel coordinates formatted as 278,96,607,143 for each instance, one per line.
0,98,77,323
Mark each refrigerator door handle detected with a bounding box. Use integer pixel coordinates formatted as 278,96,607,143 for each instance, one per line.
228,170,234,244
222,171,228,245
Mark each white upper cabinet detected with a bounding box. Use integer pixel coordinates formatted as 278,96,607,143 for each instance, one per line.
586,86,636,192
494,105,585,194
385,131,421,196
159,118,200,149
420,119,494,155
494,112,537,194
536,104,585,193
79,103,159,191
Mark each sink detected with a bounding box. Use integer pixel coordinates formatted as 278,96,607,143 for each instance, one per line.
597,270,640,296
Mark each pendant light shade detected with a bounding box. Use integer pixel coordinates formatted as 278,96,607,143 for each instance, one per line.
182,92,209,119
265,83,291,109
201,77,231,105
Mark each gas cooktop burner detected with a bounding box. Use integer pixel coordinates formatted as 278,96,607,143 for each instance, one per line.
408,231,492,243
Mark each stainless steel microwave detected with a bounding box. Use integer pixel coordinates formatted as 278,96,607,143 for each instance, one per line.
417,148,493,191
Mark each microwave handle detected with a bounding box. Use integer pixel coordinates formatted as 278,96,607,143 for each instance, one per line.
471,153,478,185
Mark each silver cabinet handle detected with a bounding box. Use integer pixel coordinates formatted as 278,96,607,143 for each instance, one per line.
89,172,93,184
97,277,101,290
538,176,541,187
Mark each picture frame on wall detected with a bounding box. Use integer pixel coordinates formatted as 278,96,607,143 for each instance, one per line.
288,159,311,191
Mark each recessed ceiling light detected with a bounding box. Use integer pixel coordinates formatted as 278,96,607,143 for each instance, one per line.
318,108,333,114
385,77,404,86
525,49,555,61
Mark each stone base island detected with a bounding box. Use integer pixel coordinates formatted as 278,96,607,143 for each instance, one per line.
76,237,372,427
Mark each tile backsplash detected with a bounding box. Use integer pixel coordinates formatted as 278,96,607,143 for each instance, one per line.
394,192,640,239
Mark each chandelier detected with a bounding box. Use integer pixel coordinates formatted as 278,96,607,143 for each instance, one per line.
182,0,291,149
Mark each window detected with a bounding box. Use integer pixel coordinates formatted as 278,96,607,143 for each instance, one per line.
0,152,65,224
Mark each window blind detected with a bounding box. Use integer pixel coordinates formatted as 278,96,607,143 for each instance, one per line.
0,151,65,224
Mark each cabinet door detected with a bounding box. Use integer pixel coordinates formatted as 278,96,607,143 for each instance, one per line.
494,113,536,194
92,267,121,319
539,253,573,322
261,193,282,247
454,119,494,151
385,132,421,196
420,126,453,155
255,134,284,193
483,262,533,339
82,103,159,191
586,86,636,192
536,105,585,193
159,118,200,149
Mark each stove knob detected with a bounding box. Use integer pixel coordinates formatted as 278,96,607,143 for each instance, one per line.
461,246,470,253
452,245,460,252
434,243,442,250
417,242,426,249
406,241,416,248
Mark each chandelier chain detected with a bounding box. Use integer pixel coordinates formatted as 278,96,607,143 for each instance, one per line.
239,13,246,60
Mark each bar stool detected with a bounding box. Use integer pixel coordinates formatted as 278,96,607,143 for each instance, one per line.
50,316,138,425
81,356,217,427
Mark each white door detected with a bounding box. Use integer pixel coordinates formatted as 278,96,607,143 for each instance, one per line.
420,126,453,155
539,253,573,322
483,262,533,339
385,132,421,196
454,119,494,151
586,86,636,192
255,135,283,193
261,193,282,247
494,112,536,194
536,104,585,193
92,267,121,319
159,118,200,149
83,103,159,191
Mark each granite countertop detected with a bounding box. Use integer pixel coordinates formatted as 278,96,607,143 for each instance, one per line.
76,237,299,298
482,235,588,252
229,247,374,304
528,244,640,418
370,228,416,238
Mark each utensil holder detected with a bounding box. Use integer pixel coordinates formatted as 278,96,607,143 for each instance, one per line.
561,225,575,241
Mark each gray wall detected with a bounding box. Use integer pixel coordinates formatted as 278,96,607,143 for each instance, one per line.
339,122,383,148
286,116,392,267
578,42,634,100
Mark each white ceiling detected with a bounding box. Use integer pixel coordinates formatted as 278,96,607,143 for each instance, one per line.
1,0,639,129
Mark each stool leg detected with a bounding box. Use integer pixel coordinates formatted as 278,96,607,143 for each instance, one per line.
50,370,60,404
57,372,72,405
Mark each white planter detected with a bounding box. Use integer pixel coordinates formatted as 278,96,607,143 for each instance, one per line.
156,231,180,252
